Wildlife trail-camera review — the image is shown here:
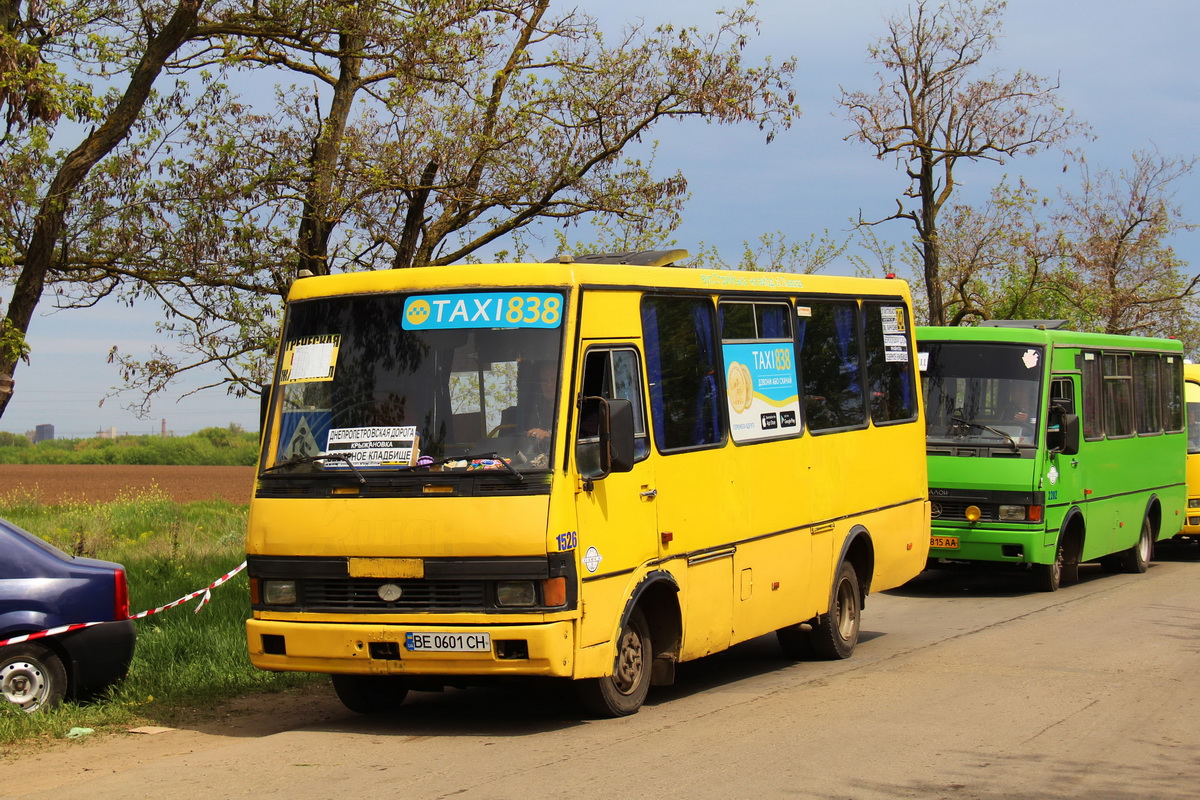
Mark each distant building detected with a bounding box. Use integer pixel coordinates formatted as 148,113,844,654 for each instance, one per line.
33,424,54,443
97,426,119,440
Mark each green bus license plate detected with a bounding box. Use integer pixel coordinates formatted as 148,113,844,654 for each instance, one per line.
930,536,959,549
404,632,492,652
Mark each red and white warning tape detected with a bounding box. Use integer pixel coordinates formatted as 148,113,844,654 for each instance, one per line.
0,561,247,649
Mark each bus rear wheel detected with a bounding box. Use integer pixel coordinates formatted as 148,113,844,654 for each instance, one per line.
332,674,409,714
1119,517,1154,574
577,607,651,717
809,562,861,660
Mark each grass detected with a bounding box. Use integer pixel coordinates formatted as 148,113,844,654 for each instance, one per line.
0,489,323,749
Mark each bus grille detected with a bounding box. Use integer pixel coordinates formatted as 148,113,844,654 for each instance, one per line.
931,501,998,522
301,578,487,611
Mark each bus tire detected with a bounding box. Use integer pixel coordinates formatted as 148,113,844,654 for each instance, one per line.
576,607,651,717
1118,517,1154,574
809,562,861,660
1033,542,1063,592
331,674,409,714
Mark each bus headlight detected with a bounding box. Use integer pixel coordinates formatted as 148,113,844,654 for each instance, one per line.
999,504,1043,522
262,580,297,605
1189,498,1200,509
496,581,536,607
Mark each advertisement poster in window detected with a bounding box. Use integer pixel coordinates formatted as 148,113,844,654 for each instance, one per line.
722,343,801,443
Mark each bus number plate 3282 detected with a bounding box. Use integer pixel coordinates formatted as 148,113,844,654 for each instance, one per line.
404,632,492,652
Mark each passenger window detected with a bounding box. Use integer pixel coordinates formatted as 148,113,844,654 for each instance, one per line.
719,300,800,443
1133,353,1161,434
1103,353,1133,437
797,300,865,432
1163,356,1184,433
863,302,917,424
641,296,723,451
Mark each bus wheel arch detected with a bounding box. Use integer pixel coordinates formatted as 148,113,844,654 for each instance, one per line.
624,571,682,686
577,572,678,718
811,527,873,660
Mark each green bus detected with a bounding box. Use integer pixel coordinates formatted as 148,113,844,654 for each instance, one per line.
916,321,1187,591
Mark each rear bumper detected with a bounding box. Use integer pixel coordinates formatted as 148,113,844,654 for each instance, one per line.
60,620,136,697
247,618,576,678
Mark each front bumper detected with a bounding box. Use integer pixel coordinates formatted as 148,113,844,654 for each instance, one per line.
247,618,576,678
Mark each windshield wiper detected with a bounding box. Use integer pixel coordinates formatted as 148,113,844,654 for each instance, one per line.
397,452,524,482
950,416,1020,454
263,453,367,484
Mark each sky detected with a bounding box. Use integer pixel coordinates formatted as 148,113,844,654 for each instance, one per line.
3,0,1198,438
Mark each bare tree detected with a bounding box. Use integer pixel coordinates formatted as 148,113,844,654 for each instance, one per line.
1057,150,1200,344
839,0,1081,324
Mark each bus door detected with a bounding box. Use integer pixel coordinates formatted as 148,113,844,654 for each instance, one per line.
1046,374,1086,544
573,344,659,648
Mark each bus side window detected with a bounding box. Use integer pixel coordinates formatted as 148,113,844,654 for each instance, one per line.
641,297,723,451
797,299,866,432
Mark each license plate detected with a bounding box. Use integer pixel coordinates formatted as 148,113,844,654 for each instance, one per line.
930,536,959,549
404,631,491,652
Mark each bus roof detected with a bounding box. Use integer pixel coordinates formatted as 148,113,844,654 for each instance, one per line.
285,260,913,304
916,324,1183,353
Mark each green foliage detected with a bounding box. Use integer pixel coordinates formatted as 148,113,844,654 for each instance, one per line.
0,490,320,747
0,426,258,465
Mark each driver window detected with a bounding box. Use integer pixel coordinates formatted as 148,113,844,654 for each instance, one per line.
577,348,650,471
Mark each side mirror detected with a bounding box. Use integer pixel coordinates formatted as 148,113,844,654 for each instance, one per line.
577,396,635,481
1048,408,1080,456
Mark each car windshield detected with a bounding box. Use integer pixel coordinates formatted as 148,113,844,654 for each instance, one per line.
265,290,565,476
920,341,1044,448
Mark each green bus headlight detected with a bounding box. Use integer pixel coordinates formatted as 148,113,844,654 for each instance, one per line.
998,505,1027,521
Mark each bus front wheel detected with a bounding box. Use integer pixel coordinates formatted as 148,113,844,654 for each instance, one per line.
577,607,652,717
1033,542,1064,592
332,674,409,714
809,562,861,660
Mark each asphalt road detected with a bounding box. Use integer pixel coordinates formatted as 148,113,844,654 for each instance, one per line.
6,544,1200,800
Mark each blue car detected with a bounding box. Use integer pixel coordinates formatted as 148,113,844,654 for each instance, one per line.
0,517,136,712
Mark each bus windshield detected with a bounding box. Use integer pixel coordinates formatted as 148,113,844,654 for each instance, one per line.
1187,379,1200,455
266,291,564,476
921,341,1043,448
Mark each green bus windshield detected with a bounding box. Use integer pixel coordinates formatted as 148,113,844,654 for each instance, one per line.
921,341,1043,449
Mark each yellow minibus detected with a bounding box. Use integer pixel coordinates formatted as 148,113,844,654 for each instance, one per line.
246,251,930,716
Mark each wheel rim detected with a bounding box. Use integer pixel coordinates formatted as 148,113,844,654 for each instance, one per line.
834,578,857,639
1,660,49,712
612,625,645,695
1138,523,1152,562
1051,546,1063,584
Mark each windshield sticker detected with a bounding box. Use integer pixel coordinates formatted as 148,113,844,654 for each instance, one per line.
325,426,419,467
880,306,906,335
1022,349,1040,369
278,412,329,460
280,335,341,384
402,292,563,330
917,351,929,372
722,343,801,443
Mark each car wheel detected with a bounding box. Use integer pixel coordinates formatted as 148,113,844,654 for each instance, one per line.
331,674,409,714
1,643,67,713
577,607,652,717
1033,542,1063,592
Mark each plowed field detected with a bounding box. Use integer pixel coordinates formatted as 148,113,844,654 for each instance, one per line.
0,464,255,505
